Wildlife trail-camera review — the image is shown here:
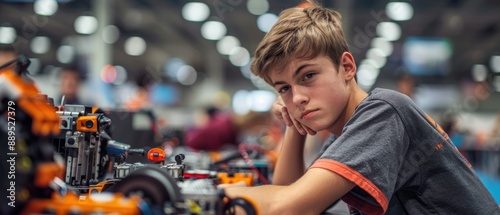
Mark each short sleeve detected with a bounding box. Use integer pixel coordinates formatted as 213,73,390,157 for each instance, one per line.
310,99,409,215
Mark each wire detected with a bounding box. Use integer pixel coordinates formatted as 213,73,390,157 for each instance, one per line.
238,144,270,185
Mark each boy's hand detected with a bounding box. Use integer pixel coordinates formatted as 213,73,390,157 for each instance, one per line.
272,96,316,136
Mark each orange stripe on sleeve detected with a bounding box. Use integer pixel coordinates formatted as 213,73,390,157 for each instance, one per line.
310,159,388,215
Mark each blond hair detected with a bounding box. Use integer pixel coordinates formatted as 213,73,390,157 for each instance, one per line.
251,2,349,84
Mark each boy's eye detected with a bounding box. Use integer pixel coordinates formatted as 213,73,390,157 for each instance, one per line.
278,86,290,93
304,73,315,80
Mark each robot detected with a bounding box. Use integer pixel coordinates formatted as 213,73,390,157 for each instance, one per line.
52,104,112,188
1,56,258,215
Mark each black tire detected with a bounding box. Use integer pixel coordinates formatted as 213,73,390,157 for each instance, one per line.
109,166,183,208
224,197,258,215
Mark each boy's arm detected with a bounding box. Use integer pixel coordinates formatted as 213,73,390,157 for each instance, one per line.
272,126,307,185
271,96,317,185
225,167,355,214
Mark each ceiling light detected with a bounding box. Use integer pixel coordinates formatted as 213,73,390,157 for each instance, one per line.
56,45,75,64
359,59,379,70
490,55,500,73
371,37,393,57
182,2,210,22
177,65,197,85
240,62,252,79
0,27,16,44
247,0,269,15
124,36,147,56
376,22,401,41
34,0,58,16
217,36,240,55
229,47,250,67
30,36,51,54
201,21,227,40
257,13,278,33
471,64,488,82
357,62,380,91
74,15,98,35
359,61,380,81
102,25,120,44
386,2,413,21
365,48,387,68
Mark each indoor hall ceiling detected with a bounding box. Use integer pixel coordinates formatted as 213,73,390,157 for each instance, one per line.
1,0,500,89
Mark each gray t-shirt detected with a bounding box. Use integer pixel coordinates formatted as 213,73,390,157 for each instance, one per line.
310,88,499,215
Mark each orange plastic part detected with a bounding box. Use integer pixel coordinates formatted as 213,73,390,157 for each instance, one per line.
76,115,98,132
217,172,254,186
209,151,222,162
88,180,117,195
91,106,99,114
147,148,166,163
22,191,142,215
1,69,60,136
35,163,64,187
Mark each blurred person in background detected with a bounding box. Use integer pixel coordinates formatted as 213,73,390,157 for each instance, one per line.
184,105,239,151
441,113,467,149
57,66,85,105
396,72,416,99
124,73,154,111
158,127,183,157
489,112,500,145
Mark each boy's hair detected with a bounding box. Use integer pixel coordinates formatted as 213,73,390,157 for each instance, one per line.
251,1,350,84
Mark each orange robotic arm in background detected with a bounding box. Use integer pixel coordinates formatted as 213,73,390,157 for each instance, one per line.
0,57,59,136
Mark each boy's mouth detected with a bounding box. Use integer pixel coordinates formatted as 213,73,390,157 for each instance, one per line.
301,109,317,119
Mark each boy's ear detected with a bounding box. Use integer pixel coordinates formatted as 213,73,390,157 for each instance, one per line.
340,52,356,81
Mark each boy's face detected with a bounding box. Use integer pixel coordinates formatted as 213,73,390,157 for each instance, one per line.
269,54,351,133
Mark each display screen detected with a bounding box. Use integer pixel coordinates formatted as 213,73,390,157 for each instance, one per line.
403,37,453,76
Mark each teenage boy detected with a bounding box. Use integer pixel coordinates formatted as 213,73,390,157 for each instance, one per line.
224,2,499,215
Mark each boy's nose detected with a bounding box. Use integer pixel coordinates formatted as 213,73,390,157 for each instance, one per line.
292,87,309,107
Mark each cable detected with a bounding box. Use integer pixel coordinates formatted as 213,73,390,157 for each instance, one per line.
238,144,270,185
